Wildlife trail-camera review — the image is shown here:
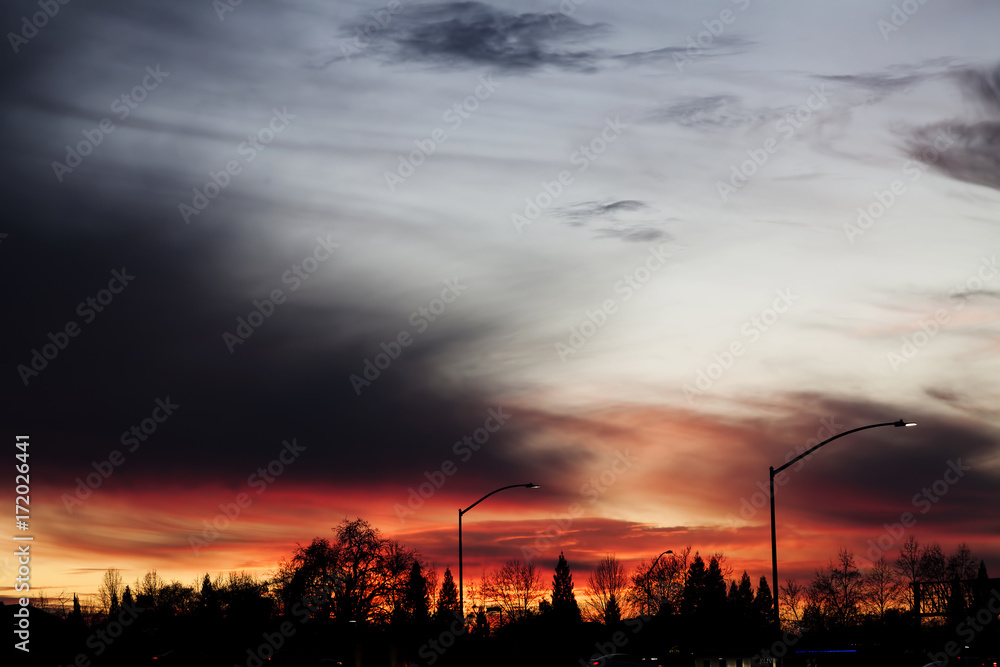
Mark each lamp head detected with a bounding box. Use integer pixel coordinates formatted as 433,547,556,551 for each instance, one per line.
525,482,540,489
894,419,917,427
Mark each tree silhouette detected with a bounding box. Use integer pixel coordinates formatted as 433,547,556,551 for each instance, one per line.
604,593,622,626
402,560,430,624
550,552,581,623
729,571,754,623
98,568,124,616
808,548,863,629
483,559,544,622
435,567,459,621
587,554,629,622
754,576,774,629
121,585,134,609
862,556,903,621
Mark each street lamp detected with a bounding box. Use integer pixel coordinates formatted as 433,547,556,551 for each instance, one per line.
459,483,540,623
643,549,673,616
769,419,915,630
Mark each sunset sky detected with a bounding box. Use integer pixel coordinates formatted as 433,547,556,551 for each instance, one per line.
2,0,1000,607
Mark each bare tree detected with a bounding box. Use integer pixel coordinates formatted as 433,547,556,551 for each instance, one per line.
483,560,544,622
862,557,903,620
98,568,124,616
779,579,805,625
894,535,921,610
808,549,864,629
919,543,947,581
135,569,165,609
628,551,686,616
947,543,977,580
587,554,629,623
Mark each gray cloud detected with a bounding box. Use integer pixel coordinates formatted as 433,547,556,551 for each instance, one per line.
356,1,610,71
552,200,672,243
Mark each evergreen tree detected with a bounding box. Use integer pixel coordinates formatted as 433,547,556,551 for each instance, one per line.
199,573,221,621
403,561,430,624
733,571,755,620
680,553,707,617
551,552,581,623
754,576,774,633
68,593,86,633
604,593,622,626
703,556,728,619
122,585,135,610
435,568,459,621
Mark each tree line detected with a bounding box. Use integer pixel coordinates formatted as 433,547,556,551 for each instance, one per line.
35,518,998,665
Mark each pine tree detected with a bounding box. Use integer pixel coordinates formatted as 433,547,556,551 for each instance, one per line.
604,593,622,626
733,571,754,620
551,552,581,622
435,567,459,621
122,585,135,610
403,561,430,624
681,553,707,617
754,575,773,627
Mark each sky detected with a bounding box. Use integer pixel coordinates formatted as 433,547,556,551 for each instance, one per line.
2,0,999,607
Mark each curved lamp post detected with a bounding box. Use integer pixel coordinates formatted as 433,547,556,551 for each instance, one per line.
459,483,540,622
643,549,673,616
769,419,916,629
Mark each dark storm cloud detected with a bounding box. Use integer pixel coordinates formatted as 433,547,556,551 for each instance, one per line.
0,194,544,495
907,120,1000,192
895,63,1000,192
360,1,609,71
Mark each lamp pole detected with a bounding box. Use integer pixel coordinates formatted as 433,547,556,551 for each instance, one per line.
769,419,915,630
458,483,539,623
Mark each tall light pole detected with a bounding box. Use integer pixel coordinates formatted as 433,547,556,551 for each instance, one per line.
769,419,915,630
459,483,539,623
643,549,673,616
